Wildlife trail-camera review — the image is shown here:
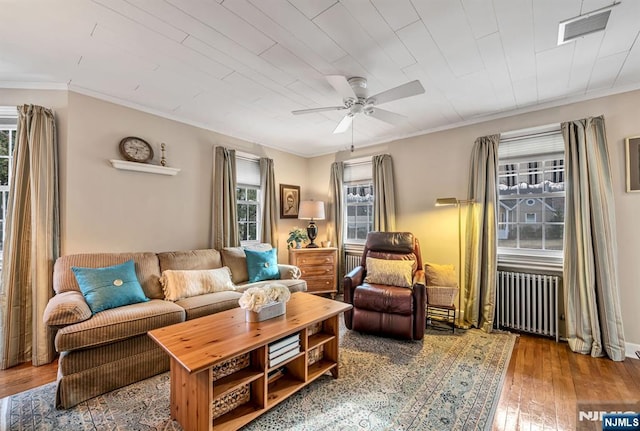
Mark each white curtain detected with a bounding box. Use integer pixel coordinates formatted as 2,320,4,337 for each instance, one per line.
259,157,277,247
212,146,238,250
0,105,60,368
464,135,499,332
562,116,625,361
372,154,396,231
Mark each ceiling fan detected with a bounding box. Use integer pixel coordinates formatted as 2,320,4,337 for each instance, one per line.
292,75,425,134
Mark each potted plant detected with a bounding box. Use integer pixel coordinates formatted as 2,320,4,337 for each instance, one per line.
287,227,308,249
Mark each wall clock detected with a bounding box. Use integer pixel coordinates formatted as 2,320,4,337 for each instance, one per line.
119,136,154,163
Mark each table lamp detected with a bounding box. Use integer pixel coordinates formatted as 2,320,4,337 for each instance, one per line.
298,201,325,248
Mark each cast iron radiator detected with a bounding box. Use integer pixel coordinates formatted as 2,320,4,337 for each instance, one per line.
495,270,560,342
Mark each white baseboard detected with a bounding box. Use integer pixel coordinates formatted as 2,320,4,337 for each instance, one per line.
626,342,640,359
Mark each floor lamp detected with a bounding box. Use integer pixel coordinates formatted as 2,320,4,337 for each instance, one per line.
435,197,474,327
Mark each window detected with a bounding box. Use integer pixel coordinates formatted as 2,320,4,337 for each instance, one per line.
345,182,374,242
237,185,260,243
343,158,374,244
236,154,261,245
498,126,564,258
0,108,17,266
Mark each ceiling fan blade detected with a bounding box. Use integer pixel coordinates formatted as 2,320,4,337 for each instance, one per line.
292,106,347,115
326,75,357,100
366,108,407,125
333,114,354,134
366,80,425,106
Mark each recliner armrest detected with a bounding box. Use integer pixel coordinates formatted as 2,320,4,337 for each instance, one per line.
412,269,426,287
343,266,364,330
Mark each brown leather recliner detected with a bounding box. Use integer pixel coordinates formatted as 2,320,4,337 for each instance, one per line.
343,231,426,340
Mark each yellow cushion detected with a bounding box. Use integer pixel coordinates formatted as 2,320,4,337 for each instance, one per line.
424,262,457,286
364,257,414,288
160,267,235,301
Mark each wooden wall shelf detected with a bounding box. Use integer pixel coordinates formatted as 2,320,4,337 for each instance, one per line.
109,159,180,176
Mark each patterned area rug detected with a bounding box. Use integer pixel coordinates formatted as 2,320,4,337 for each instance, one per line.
0,326,515,431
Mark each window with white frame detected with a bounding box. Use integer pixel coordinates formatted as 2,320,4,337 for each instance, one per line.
498,125,565,258
0,108,17,267
343,158,373,244
236,154,261,245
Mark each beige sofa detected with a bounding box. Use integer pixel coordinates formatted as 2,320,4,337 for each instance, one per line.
43,246,306,408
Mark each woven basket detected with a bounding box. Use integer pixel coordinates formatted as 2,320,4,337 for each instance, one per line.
211,384,250,419
308,345,324,366
307,322,323,337
212,352,250,382
426,286,458,306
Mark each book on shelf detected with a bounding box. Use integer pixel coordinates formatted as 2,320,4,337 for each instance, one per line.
267,366,286,383
268,333,300,353
268,342,300,361
269,346,301,368
269,338,299,356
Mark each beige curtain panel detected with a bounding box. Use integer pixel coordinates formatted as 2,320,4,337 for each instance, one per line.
562,116,626,361
372,154,396,232
259,157,277,247
0,104,60,368
464,135,499,332
212,146,238,250
329,162,345,283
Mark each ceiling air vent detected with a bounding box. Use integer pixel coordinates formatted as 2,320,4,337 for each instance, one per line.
558,2,619,45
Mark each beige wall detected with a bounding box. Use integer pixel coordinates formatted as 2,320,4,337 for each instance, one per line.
64,92,310,263
308,89,640,347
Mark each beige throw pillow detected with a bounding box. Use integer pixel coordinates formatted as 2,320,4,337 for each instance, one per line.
364,257,414,288
160,267,235,301
424,262,457,287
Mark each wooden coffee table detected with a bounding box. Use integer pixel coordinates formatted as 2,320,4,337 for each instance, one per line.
148,292,352,431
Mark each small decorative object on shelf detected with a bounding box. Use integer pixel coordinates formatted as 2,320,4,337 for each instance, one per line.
286,227,308,249
160,143,167,166
239,284,291,322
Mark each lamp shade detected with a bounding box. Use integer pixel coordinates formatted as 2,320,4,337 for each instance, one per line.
298,201,325,220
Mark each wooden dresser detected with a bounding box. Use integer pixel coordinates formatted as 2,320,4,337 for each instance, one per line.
288,247,338,298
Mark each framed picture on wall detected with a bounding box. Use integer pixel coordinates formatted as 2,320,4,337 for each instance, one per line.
280,184,300,218
626,136,640,192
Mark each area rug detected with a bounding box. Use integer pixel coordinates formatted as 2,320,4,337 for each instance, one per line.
0,326,515,431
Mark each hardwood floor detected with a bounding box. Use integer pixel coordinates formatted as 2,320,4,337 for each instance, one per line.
493,335,640,431
0,334,638,430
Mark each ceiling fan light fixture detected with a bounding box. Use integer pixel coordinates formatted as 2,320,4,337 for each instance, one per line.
291,75,425,133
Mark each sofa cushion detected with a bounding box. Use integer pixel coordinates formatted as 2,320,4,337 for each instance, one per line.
72,260,150,314
364,257,414,288
175,290,243,320
220,244,272,284
43,291,92,327
157,249,222,272
160,267,236,301
245,248,280,282
55,299,185,352
54,252,164,299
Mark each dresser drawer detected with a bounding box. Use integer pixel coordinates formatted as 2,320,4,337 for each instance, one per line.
296,254,335,266
300,265,334,278
305,277,336,293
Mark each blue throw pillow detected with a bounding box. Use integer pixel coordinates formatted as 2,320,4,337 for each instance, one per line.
245,248,280,283
72,260,149,314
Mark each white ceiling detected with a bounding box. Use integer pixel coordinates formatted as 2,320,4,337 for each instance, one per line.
2,0,640,157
